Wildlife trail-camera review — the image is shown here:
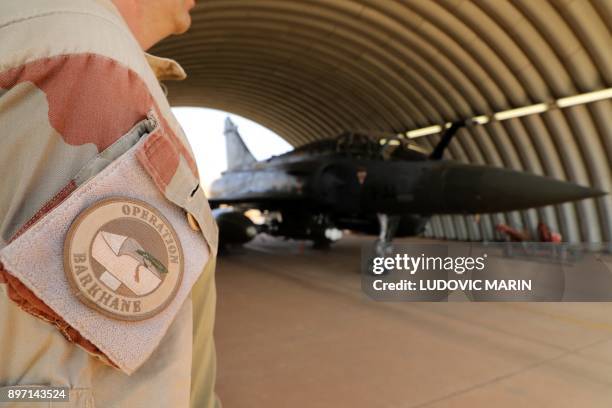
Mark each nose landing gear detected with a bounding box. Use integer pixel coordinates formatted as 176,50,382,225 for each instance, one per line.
374,213,400,257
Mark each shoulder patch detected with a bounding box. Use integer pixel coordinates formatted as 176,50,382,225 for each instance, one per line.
63,197,183,321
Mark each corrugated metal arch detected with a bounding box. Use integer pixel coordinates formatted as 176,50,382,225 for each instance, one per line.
153,0,611,243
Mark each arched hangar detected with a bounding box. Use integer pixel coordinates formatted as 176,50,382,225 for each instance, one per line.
153,0,612,244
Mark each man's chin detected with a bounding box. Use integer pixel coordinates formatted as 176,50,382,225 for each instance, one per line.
174,14,192,34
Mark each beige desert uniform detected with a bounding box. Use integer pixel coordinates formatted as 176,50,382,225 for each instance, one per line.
0,1,218,407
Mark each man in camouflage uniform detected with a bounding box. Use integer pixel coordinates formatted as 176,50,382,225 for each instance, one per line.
0,0,219,407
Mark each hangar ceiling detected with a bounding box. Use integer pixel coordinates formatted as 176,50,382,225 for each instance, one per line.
153,0,612,244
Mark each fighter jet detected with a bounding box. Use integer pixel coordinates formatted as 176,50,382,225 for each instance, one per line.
208,118,605,252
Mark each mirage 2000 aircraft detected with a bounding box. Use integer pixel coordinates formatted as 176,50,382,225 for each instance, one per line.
208,118,604,252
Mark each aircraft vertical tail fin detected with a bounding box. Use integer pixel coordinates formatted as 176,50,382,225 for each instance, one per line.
224,117,257,169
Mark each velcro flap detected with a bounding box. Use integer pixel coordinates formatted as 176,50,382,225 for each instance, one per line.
0,137,210,375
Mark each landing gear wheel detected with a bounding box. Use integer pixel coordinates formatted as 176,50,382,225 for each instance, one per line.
373,239,394,257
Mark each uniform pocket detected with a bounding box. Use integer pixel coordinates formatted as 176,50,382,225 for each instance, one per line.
72,117,156,188
0,121,211,375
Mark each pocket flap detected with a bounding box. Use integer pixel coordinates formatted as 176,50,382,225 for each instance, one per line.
135,112,218,255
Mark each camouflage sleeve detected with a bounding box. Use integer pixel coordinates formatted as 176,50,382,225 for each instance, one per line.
0,0,215,251
0,53,156,243
0,3,190,366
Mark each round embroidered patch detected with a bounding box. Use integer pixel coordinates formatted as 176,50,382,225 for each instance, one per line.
63,197,183,321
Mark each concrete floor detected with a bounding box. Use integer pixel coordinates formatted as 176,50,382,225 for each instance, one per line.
214,235,612,408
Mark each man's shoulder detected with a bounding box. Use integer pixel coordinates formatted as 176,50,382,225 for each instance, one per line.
0,0,124,32
0,0,147,76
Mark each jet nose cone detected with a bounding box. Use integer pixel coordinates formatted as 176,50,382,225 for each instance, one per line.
479,169,606,209
435,163,607,214
539,182,606,202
